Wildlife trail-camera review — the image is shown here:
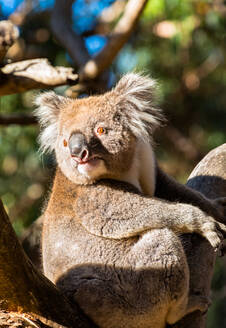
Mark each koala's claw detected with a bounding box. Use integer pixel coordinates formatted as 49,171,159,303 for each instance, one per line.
201,220,226,252
211,197,226,223
216,197,226,204
186,294,211,315
218,241,226,257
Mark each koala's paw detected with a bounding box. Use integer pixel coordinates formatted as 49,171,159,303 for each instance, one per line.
200,218,226,252
187,295,211,314
211,197,226,223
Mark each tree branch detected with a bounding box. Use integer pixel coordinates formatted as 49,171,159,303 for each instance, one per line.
171,143,226,328
51,0,91,68
80,0,148,80
51,0,147,81
187,143,226,201
0,199,96,328
0,58,78,96
0,113,37,125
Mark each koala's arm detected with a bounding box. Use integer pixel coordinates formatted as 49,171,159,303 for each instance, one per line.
75,181,226,251
155,165,225,222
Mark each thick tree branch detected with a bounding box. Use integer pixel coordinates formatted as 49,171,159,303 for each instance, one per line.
187,143,226,199
0,58,78,96
171,143,226,328
0,199,96,328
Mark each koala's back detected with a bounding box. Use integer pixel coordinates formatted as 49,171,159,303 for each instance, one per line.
42,170,189,328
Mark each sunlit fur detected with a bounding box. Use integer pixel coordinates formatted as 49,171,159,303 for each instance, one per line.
34,91,72,154
34,73,164,194
113,73,164,144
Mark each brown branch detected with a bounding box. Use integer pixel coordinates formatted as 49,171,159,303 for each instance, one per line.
98,0,126,25
0,113,37,125
0,20,19,64
0,58,78,96
80,0,148,80
0,199,96,328
51,0,91,68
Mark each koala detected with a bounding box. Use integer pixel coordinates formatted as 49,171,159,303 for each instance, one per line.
35,73,226,328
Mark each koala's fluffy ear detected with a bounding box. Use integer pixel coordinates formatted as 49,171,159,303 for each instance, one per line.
34,92,70,153
113,73,165,143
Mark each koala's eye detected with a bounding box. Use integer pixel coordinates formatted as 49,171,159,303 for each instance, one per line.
96,127,106,136
63,139,68,147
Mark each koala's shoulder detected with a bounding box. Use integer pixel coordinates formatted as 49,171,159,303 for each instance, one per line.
46,168,78,215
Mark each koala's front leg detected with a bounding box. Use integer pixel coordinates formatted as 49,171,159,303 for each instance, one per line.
75,181,226,252
155,165,226,223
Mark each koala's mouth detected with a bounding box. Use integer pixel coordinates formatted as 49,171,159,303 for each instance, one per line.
71,155,106,177
71,156,102,166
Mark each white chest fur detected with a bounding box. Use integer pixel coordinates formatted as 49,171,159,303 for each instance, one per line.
119,140,156,197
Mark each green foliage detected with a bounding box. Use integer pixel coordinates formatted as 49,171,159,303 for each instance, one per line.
0,93,54,235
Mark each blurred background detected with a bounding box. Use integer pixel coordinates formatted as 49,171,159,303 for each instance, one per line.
0,0,225,326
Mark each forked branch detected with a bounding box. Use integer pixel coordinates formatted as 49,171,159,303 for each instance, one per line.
80,0,148,80
51,0,148,81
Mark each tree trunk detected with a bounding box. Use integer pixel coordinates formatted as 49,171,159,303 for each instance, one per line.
0,199,96,328
171,143,226,328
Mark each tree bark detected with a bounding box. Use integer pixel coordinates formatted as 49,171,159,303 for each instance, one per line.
170,143,226,328
0,199,96,328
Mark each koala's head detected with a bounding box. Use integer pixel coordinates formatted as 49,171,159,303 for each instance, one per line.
35,73,163,185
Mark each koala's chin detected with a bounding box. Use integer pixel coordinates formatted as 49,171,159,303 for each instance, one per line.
76,158,107,182
60,157,108,185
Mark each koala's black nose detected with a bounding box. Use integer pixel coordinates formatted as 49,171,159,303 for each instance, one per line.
68,133,89,161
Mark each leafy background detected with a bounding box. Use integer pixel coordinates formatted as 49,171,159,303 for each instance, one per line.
0,0,225,326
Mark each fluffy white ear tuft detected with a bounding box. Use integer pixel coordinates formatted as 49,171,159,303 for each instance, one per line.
113,73,165,143
34,92,69,154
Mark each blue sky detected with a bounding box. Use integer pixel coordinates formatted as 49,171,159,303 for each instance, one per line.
0,0,117,55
